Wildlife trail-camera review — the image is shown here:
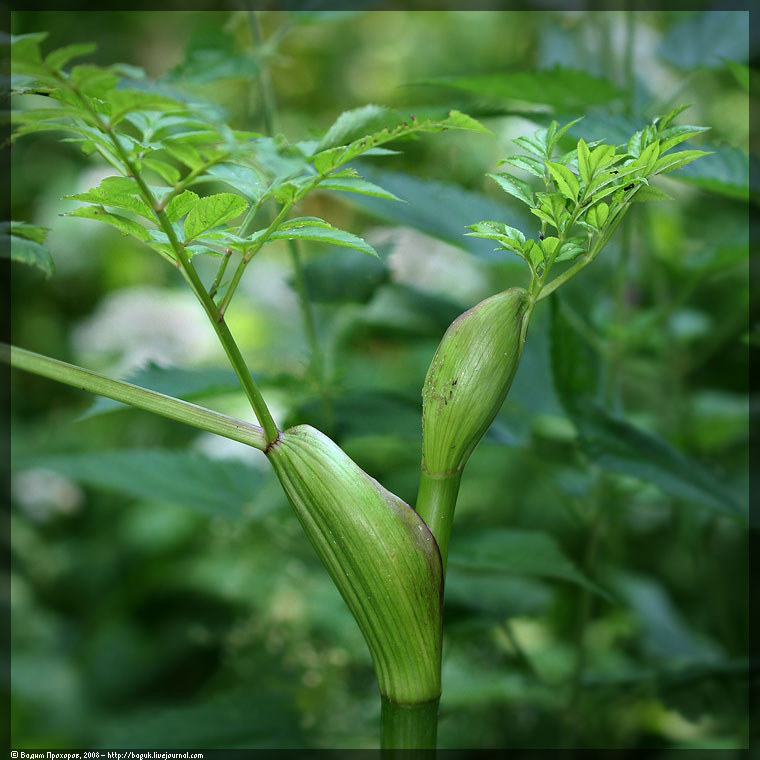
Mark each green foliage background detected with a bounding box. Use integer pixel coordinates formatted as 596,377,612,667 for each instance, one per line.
9,9,754,750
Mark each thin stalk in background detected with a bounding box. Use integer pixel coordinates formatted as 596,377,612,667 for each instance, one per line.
246,9,334,432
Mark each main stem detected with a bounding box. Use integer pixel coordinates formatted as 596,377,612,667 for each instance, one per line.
380,697,440,751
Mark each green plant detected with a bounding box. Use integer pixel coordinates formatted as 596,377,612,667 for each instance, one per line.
7,13,748,751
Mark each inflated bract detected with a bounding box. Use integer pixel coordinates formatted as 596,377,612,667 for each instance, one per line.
422,286,529,476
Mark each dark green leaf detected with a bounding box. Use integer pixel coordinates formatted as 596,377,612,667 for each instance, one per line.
658,11,749,70
576,406,745,517
44,42,96,71
416,67,621,111
25,449,271,519
724,60,750,92
301,245,390,304
331,164,532,259
449,528,611,599
107,89,186,126
664,144,748,201
551,295,744,517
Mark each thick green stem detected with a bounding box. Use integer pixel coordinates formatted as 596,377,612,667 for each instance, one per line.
415,469,463,573
380,696,440,751
4,344,267,451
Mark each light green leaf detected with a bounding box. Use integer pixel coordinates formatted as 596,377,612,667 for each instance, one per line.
554,238,586,262
548,117,584,154
513,135,547,159
631,139,660,175
311,109,490,175
194,163,264,202
317,175,403,201
449,528,611,599
627,129,645,158
7,220,49,244
441,109,493,135
588,144,618,176
64,177,154,220
576,138,591,188
465,220,526,248
270,220,378,257
585,201,609,228
540,236,559,259
165,190,200,223
140,157,181,185
315,104,398,151
65,206,151,241
2,225,55,277
106,88,186,126
488,173,534,207
10,32,49,68
659,125,711,154
545,160,579,202
653,104,691,131
497,154,545,178
184,193,248,242
630,185,674,202
44,42,96,72
163,138,204,170
653,149,711,176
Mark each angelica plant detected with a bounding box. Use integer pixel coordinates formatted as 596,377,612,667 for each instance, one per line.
6,28,715,752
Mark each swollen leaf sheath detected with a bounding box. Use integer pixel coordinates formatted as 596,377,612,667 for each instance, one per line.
266,424,443,705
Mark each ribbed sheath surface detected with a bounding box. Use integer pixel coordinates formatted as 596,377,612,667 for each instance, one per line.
267,424,443,704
